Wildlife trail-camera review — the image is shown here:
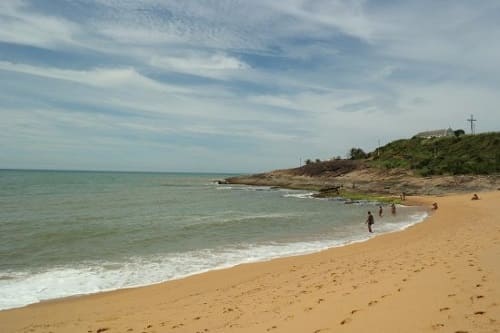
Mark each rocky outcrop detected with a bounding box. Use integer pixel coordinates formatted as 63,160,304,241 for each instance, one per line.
226,160,500,196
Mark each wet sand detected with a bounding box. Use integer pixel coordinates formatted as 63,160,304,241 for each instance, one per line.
1,192,499,333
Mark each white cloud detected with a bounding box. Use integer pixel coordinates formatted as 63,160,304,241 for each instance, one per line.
96,24,182,45
88,0,270,51
150,53,250,79
265,0,374,41
1,0,500,172
248,89,375,115
366,1,500,74
392,81,500,133
0,0,79,48
0,61,192,94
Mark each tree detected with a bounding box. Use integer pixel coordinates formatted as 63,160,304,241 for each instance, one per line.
349,147,367,160
305,159,313,165
454,129,465,137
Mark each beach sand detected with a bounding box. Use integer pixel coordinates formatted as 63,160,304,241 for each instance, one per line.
1,192,499,333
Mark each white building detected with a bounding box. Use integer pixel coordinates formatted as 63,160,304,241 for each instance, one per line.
415,128,454,139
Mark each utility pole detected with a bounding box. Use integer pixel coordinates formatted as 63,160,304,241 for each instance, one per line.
467,114,477,135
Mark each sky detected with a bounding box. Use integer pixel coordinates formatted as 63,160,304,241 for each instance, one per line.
1,0,500,173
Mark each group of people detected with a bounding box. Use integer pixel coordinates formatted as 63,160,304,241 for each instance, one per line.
366,192,405,234
365,203,397,233
365,193,481,233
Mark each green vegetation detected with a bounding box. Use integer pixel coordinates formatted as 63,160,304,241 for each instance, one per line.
369,132,500,176
349,147,367,160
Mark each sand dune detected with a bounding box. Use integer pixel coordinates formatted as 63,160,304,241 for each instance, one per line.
1,192,499,333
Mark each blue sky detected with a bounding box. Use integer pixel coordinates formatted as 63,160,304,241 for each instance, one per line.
1,0,500,173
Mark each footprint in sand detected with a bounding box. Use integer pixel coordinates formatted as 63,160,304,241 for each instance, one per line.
340,318,352,325
439,307,450,312
431,323,444,330
171,323,184,329
368,300,378,306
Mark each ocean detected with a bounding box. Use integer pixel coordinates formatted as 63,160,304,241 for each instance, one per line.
0,170,428,310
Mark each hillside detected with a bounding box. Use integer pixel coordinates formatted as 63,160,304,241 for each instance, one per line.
226,132,500,196
371,132,500,175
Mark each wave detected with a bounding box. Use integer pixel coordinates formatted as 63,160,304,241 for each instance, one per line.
282,192,315,199
376,212,429,233
0,237,365,311
215,184,278,191
0,210,428,311
179,212,299,231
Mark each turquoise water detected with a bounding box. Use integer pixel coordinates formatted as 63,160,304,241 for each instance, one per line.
0,170,428,310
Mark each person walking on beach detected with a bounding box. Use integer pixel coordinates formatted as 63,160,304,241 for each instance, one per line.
391,203,396,215
379,205,383,217
366,211,374,233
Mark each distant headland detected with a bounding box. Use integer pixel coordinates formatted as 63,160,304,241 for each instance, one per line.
226,131,500,198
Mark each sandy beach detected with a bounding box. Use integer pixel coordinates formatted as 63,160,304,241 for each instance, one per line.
1,192,499,333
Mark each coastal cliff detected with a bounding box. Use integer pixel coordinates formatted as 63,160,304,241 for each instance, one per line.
227,132,500,196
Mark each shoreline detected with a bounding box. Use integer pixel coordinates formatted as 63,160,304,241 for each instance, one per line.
0,193,428,312
0,214,423,312
1,191,499,332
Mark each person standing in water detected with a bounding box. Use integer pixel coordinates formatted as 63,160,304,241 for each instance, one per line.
391,203,396,215
379,205,383,217
366,211,374,233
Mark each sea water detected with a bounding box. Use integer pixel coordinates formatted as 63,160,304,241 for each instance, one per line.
0,170,428,310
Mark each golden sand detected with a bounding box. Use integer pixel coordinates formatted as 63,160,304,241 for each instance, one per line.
1,192,499,333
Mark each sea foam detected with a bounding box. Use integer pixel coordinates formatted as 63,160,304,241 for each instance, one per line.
0,210,428,311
